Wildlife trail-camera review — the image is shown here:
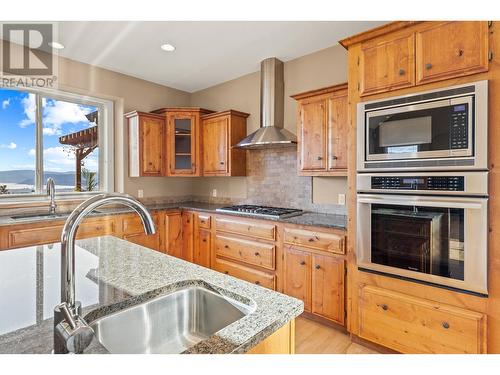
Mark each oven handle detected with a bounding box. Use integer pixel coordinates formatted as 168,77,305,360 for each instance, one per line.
357,194,485,209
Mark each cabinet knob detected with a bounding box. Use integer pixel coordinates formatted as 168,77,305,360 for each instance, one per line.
457,49,464,57
220,161,225,165
398,68,405,76
425,63,433,70
202,239,207,243
442,322,450,329
317,156,323,161
331,155,338,160
224,271,229,275
254,252,260,256
224,245,229,249
380,304,388,311
315,265,321,270
300,260,306,265
255,281,260,285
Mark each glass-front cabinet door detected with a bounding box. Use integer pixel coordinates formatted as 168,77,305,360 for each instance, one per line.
167,112,198,175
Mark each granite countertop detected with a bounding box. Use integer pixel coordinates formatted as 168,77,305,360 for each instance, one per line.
0,201,347,230
0,236,303,354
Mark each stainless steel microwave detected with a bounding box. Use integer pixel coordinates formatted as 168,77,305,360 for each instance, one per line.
357,81,488,172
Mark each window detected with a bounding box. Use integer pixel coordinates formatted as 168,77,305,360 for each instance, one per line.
0,87,113,197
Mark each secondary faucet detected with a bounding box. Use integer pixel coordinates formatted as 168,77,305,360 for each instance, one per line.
47,177,57,214
53,193,156,354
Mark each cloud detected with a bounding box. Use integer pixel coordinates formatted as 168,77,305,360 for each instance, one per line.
28,149,36,156
2,99,10,109
19,94,36,128
41,146,98,172
19,95,95,135
0,142,17,149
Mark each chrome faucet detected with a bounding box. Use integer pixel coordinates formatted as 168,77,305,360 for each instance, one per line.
53,193,156,354
47,177,57,214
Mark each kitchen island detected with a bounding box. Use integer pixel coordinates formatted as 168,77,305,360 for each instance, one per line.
0,236,303,354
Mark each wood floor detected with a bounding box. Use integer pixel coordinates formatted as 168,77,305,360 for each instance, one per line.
295,317,379,354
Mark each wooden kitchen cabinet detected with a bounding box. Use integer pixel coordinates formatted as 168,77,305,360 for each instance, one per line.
359,32,415,96
201,110,249,176
193,212,212,268
181,211,194,262
292,83,348,176
352,21,490,97
358,285,487,353
415,21,489,84
312,254,345,324
120,212,161,251
164,211,183,258
284,246,312,312
125,111,165,177
151,108,213,176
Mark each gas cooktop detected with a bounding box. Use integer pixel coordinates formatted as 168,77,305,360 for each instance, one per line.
216,205,303,219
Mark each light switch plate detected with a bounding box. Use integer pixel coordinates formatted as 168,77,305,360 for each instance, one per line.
212,189,217,197
138,189,144,198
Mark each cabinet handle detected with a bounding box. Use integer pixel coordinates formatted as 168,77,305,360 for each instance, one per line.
255,281,260,285
317,156,323,161
300,260,306,265
202,239,207,243
380,304,388,311
398,68,405,76
220,161,225,165
315,265,321,270
224,271,229,275
457,49,464,57
331,155,338,160
425,63,433,70
442,322,450,329
224,245,229,249
254,252,260,256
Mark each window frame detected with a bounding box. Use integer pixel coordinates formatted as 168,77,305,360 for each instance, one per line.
0,86,114,201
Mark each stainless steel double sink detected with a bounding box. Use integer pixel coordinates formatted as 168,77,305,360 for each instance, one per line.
89,285,255,354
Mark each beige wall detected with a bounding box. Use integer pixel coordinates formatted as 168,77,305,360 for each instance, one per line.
190,45,349,206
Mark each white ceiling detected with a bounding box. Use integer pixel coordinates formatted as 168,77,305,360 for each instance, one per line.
55,21,385,92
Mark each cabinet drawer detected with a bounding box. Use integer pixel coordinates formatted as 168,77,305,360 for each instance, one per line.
215,217,276,240
8,223,64,249
122,212,158,234
215,235,275,270
78,217,115,239
283,227,345,254
197,213,211,229
358,285,487,354
213,257,276,290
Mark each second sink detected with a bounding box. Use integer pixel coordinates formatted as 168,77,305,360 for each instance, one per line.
90,285,254,354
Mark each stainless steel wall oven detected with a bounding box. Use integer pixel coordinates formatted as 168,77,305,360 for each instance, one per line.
356,172,488,294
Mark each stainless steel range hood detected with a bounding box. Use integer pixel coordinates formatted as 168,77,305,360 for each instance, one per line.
234,58,297,149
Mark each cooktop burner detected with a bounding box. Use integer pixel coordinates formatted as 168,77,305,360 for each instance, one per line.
216,204,303,219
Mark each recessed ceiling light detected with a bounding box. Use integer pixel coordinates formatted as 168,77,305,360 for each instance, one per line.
49,42,65,50
160,43,176,52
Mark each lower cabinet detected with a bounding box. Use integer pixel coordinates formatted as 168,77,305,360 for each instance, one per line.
120,212,161,250
164,211,183,257
181,212,194,262
284,244,345,324
358,285,487,353
213,257,276,290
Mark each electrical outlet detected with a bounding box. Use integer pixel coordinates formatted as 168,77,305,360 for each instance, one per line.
138,189,144,198
212,189,217,198
338,193,346,205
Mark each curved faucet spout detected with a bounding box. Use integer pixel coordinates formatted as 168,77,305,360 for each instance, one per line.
60,193,156,307
54,193,155,354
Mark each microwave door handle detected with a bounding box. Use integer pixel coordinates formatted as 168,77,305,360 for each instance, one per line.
357,195,484,210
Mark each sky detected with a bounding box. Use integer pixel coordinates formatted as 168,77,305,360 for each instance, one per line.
0,88,98,173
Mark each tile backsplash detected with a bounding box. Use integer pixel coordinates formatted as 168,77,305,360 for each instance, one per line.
195,148,346,215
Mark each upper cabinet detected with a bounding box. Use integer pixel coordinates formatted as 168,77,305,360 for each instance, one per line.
415,22,489,84
360,32,415,96
126,111,165,177
151,108,213,176
353,21,490,97
201,110,249,176
292,83,348,176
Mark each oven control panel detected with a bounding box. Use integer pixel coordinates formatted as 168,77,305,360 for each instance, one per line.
450,104,469,149
371,176,465,191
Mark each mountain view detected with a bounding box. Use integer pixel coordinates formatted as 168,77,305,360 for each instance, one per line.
0,170,96,193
